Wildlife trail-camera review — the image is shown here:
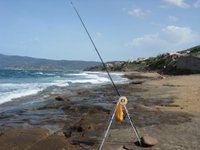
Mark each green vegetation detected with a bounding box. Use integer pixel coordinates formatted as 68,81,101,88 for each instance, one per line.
86,45,200,74
147,57,174,70
190,48,200,53
182,45,200,56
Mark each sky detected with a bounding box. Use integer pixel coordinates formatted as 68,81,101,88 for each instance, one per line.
0,0,200,61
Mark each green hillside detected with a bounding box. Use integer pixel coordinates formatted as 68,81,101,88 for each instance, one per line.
86,45,200,74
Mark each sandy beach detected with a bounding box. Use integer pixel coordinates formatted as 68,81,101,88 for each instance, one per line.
0,72,200,150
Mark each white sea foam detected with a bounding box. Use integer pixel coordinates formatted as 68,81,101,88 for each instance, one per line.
34,72,57,76
0,85,43,104
67,72,88,76
0,81,69,104
70,78,110,84
0,71,128,105
33,72,44,75
52,80,69,87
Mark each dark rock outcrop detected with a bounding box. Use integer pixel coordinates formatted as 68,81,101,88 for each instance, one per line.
176,56,200,74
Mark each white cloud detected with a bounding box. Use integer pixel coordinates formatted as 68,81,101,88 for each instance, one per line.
162,25,198,44
128,33,166,48
127,33,169,55
127,25,199,53
162,0,190,8
168,16,178,21
128,8,149,17
194,0,200,8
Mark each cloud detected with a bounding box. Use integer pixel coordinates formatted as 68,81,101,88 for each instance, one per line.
128,33,166,48
162,25,198,44
127,25,199,53
194,0,200,7
168,16,178,21
128,8,149,17
127,33,169,55
162,0,190,8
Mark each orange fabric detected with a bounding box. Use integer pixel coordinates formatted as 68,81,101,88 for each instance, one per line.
116,103,123,123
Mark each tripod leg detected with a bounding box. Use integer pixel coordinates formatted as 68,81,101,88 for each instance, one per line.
99,101,120,150
123,105,142,146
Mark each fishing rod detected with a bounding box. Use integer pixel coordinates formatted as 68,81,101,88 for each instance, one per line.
68,0,145,148
68,0,120,97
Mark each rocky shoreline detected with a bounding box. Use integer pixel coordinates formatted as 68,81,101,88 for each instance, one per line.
0,72,200,150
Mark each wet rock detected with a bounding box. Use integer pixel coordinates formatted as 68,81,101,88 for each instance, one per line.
63,129,72,138
103,145,124,150
63,125,84,138
63,104,110,115
55,96,64,101
131,80,144,84
72,125,84,132
72,140,95,146
123,145,134,150
161,104,180,107
63,104,110,142
141,135,158,146
0,131,4,136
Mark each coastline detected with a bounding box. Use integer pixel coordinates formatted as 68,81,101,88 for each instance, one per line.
0,71,200,149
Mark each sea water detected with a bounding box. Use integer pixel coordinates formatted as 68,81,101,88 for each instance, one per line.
0,69,127,105
0,69,128,129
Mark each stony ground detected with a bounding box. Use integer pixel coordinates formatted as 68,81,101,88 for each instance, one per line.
0,72,200,150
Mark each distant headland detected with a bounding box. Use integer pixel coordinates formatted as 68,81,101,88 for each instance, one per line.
86,45,200,75
0,54,100,70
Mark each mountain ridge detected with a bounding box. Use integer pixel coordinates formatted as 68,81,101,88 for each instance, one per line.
0,54,100,70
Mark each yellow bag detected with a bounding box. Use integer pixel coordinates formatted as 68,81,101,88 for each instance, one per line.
116,103,123,123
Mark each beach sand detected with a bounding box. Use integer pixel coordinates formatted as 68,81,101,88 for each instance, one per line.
0,72,200,150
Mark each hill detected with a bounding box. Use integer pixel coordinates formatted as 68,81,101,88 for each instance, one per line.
0,54,100,70
86,45,200,74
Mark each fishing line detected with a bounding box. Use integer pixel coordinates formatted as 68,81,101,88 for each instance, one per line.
68,0,121,97
68,1,145,149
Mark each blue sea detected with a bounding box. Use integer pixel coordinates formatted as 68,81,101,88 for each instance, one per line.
0,69,127,105
0,69,128,129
